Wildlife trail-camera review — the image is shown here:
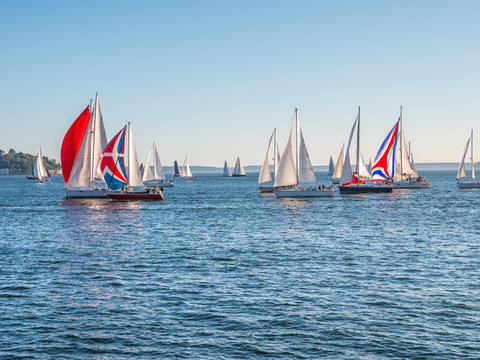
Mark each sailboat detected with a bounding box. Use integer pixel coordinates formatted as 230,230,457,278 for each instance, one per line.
100,123,163,200
457,130,480,189
173,160,181,177
61,94,108,198
232,157,246,177
273,108,334,198
143,142,173,188
331,144,344,184
392,107,430,189
27,145,50,182
339,107,392,193
179,155,197,180
222,160,232,177
258,128,280,192
327,156,334,176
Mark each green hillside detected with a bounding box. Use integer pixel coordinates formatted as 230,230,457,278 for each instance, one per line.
0,149,61,174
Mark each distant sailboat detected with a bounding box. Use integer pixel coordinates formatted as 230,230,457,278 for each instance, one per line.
180,155,197,180
27,145,50,182
339,106,392,193
173,160,181,177
143,142,173,188
331,144,344,184
100,123,163,200
392,107,430,189
457,130,480,189
327,156,334,176
232,157,246,177
61,94,108,198
273,108,334,198
222,160,232,177
258,128,280,192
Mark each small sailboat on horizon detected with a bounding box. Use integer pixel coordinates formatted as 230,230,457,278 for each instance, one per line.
232,157,246,177
327,156,334,176
258,128,280,192
179,155,198,180
222,160,232,177
100,123,163,200
273,108,334,198
27,145,50,182
143,142,173,188
457,129,480,189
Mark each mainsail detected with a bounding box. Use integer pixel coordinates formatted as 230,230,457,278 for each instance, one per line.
340,117,357,185
258,131,274,184
35,145,49,181
297,123,316,183
332,144,344,180
183,155,193,177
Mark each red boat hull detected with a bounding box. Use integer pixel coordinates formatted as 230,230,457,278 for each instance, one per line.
107,192,164,201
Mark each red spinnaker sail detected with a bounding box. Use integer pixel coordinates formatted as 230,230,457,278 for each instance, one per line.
61,106,91,184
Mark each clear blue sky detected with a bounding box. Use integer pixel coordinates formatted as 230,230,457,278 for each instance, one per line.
1,0,479,166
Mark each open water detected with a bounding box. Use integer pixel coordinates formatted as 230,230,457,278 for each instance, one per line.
0,171,479,359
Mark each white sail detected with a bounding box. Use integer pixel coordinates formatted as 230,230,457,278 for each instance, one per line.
457,138,470,180
258,132,274,184
143,145,155,182
274,139,280,177
92,93,108,182
36,146,49,180
233,157,246,176
127,123,144,187
358,154,371,179
399,128,415,178
183,156,193,177
340,119,357,184
471,130,475,181
297,126,316,184
223,160,232,177
274,118,296,187
409,151,418,177
332,144,344,179
393,158,402,182
143,142,166,182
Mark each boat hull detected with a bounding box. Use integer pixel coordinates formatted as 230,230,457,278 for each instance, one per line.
65,188,108,198
273,188,334,198
258,185,273,193
144,181,174,188
179,176,198,181
339,184,392,193
394,180,431,189
107,191,164,201
458,182,480,189
232,174,246,177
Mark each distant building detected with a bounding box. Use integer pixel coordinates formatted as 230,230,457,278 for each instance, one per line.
0,168,10,175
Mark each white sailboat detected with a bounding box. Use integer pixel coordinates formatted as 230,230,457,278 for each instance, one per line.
222,160,232,177
28,145,50,182
232,157,246,177
258,128,280,192
393,107,430,189
180,155,197,180
273,108,334,198
339,106,392,193
62,93,108,198
143,142,173,188
457,130,480,189
331,144,344,184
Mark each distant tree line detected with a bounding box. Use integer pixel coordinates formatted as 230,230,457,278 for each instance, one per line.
0,149,61,174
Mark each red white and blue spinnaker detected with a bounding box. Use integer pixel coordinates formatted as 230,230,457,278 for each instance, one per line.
371,120,399,181
99,126,128,190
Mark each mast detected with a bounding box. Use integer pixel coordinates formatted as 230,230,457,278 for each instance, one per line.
295,108,299,185
356,106,360,175
471,129,475,181
400,106,404,179
89,98,95,184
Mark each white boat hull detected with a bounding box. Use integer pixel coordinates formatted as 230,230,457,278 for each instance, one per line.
273,188,334,198
458,182,480,189
393,180,431,189
258,185,273,193
65,188,108,198
144,181,174,188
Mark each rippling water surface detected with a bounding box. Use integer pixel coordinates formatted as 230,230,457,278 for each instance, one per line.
1,171,479,359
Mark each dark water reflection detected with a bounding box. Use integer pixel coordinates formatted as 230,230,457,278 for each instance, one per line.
0,172,479,359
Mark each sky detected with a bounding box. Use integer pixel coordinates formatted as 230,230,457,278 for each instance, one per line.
1,0,479,166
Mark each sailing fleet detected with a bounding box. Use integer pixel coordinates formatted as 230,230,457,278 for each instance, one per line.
31,94,476,199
